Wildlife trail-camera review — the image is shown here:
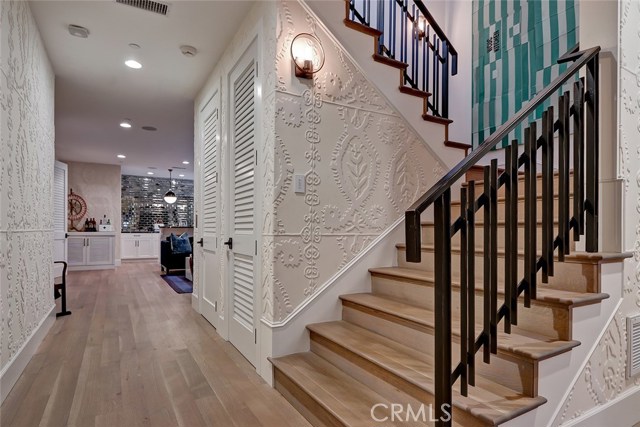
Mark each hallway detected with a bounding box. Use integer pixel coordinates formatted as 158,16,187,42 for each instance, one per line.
0,263,310,427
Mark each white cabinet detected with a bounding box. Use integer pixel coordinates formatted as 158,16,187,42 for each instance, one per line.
121,233,160,260
67,233,115,270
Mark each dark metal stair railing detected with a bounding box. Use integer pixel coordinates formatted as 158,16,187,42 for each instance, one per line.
404,45,600,426
346,0,458,118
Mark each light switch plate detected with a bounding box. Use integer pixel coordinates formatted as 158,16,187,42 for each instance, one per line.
294,174,306,193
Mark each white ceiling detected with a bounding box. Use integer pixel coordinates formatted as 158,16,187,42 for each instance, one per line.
30,0,256,180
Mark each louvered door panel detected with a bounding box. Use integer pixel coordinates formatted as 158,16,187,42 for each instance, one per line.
228,46,258,367
232,254,254,329
203,107,219,236
53,161,68,262
233,62,255,235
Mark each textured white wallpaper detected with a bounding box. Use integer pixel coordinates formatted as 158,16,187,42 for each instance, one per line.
268,1,444,322
0,1,55,370
552,1,640,423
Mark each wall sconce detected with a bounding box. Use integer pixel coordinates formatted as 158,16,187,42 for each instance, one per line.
417,17,428,39
291,33,325,79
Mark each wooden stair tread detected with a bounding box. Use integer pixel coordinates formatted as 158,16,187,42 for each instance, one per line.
399,86,431,98
343,19,383,37
444,140,472,151
422,114,453,125
271,352,425,427
308,321,547,425
371,265,605,306
395,243,631,265
372,53,408,69
369,266,608,309
340,293,579,361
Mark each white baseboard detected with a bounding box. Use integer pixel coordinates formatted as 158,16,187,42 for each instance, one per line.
1,305,56,403
559,386,640,427
191,293,199,312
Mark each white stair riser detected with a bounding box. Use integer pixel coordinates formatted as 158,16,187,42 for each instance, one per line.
396,248,600,294
370,275,571,340
340,305,538,397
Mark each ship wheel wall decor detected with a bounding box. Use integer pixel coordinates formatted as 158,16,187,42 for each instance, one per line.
68,189,87,231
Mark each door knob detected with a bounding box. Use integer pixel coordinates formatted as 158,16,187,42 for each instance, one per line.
223,238,233,250
196,238,204,247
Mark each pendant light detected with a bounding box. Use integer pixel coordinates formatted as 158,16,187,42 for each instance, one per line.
164,169,177,204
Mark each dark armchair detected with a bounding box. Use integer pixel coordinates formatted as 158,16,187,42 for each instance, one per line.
160,236,193,275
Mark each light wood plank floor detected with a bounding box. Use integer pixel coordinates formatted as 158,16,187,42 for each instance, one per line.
0,262,311,427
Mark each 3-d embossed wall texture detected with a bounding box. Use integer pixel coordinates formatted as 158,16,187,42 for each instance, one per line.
552,1,640,424
269,1,443,322
0,1,55,370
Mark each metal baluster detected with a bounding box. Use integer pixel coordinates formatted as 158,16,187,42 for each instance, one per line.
413,6,418,86
524,129,532,306
460,187,468,396
399,1,405,63
541,110,550,283
574,79,585,237
483,167,491,363
504,145,513,333
442,41,450,118
365,0,370,27
490,159,498,354
585,54,599,253
467,181,476,386
377,0,384,53
528,122,538,301
390,0,396,58
434,189,452,427
546,106,555,276
510,139,519,312
560,91,571,255
558,94,567,262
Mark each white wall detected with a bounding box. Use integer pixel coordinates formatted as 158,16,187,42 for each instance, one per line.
0,0,56,402
551,1,640,425
268,0,444,324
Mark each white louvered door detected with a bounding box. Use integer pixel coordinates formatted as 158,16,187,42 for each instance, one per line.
228,45,258,366
200,89,221,329
53,161,68,263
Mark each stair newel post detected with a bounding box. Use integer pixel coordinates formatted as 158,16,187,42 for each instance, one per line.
441,41,449,118
528,123,537,301
573,79,585,239
482,166,492,363
434,189,452,427
466,181,476,386
489,159,499,355
459,187,468,396
585,53,599,253
545,106,555,276
504,144,514,333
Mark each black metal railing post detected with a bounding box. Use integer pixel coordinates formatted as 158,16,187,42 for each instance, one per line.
585,54,599,252
434,189,452,427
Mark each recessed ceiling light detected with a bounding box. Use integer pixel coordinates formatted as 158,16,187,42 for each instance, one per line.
182,161,189,165
128,43,141,49
68,24,90,38
142,126,157,131
117,154,126,159
125,59,142,69
147,171,154,175
120,119,132,128
179,174,184,177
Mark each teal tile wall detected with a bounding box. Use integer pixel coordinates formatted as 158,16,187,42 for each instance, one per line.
472,1,578,148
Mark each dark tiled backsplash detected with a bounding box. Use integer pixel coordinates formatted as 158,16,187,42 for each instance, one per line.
121,175,194,233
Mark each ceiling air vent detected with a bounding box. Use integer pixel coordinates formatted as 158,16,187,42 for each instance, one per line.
115,0,170,16
628,314,640,378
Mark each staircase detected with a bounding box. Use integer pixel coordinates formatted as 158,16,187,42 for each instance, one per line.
271,171,625,426
270,2,627,426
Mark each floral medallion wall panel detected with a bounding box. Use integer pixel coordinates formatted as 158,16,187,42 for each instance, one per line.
552,1,640,424
271,1,444,322
0,1,55,369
